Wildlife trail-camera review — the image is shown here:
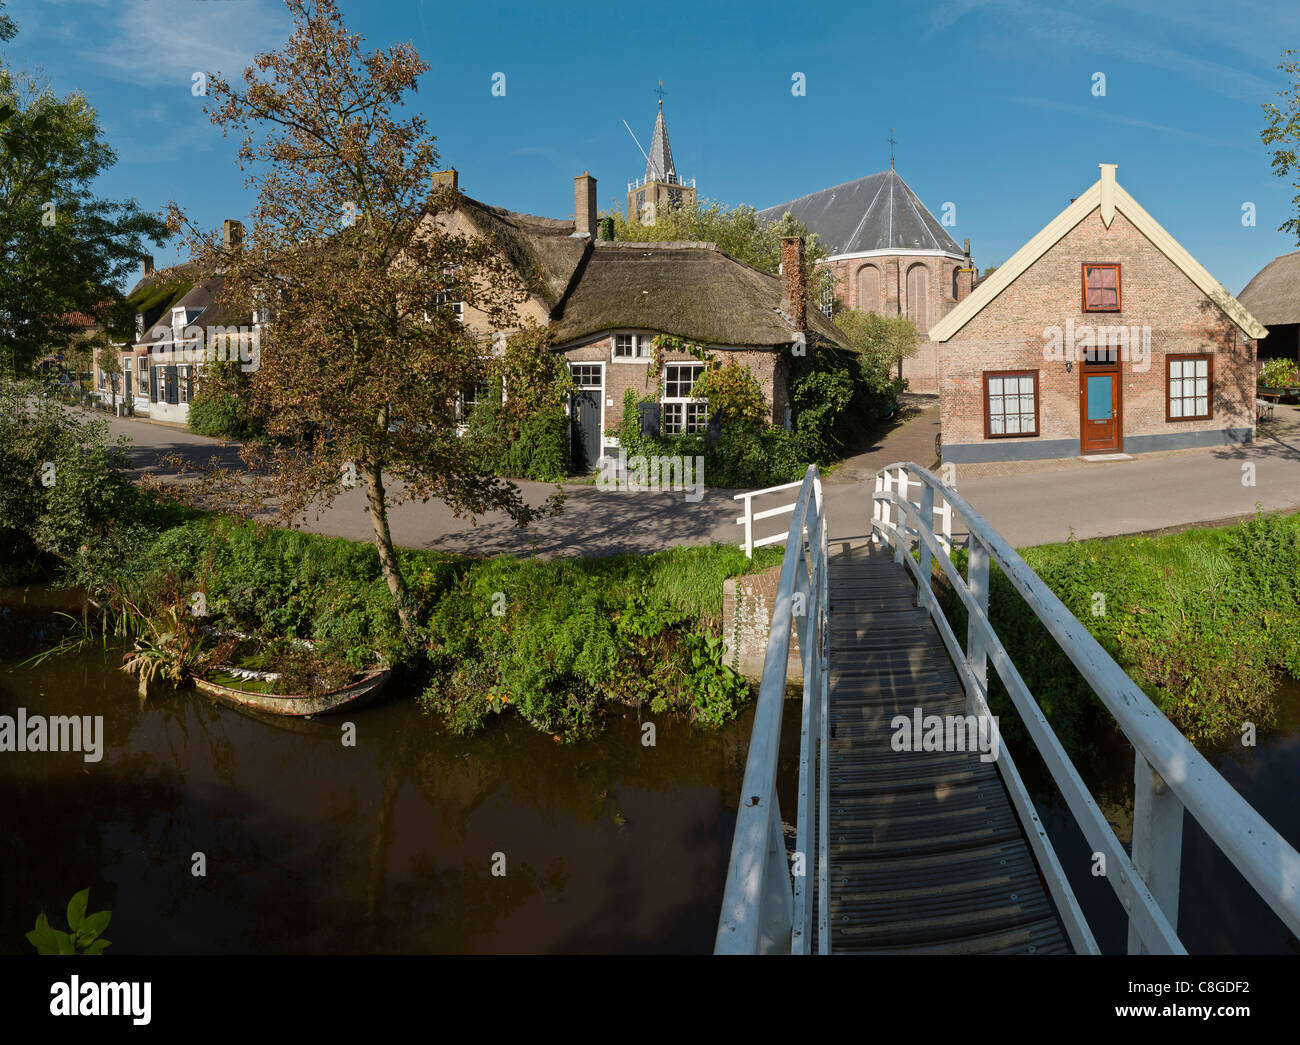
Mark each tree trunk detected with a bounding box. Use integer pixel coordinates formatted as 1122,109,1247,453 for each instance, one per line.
361,460,416,639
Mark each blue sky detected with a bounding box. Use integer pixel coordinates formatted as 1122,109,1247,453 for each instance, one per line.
5,0,1299,294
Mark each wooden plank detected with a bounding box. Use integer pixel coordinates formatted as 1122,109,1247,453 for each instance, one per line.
825,540,1070,955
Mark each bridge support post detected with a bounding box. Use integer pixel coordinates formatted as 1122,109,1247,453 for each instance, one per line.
1128,756,1183,954
917,484,934,607
893,467,909,566
966,536,990,715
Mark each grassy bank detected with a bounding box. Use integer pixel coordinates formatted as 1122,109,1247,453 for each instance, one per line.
934,511,1300,751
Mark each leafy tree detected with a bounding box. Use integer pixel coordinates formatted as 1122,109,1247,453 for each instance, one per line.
167,0,558,640
1262,48,1300,241
604,199,829,285
833,309,921,379
0,46,165,373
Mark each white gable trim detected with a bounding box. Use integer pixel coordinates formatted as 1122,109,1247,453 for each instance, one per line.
929,167,1268,342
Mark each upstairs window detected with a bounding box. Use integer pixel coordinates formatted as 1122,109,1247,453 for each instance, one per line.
1082,263,1121,312
613,333,651,359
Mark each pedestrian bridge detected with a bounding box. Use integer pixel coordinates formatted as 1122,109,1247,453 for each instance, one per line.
715,463,1300,954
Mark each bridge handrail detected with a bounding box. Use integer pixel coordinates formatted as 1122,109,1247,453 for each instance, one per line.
715,465,828,953
872,460,1300,952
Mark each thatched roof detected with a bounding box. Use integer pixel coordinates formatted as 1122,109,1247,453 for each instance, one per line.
1239,250,1300,327
133,275,248,349
549,241,848,350
456,196,587,310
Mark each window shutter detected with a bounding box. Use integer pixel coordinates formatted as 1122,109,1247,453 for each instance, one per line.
186,367,193,403
167,365,178,404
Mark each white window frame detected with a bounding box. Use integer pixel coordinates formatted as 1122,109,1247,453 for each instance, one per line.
661,362,707,435
612,332,652,362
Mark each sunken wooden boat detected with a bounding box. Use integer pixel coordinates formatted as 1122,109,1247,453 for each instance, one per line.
192,664,391,716
191,630,392,717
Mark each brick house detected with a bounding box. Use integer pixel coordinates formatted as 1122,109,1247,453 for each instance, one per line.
929,164,1267,463
759,166,978,393
433,172,848,471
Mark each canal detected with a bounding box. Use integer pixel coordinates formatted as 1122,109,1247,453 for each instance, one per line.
2,589,1297,953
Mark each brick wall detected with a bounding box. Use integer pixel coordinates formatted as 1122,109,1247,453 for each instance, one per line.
939,207,1255,452
822,252,966,393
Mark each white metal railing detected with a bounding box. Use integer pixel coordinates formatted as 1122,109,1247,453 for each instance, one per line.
871,461,1300,954
734,480,806,558
715,465,829,953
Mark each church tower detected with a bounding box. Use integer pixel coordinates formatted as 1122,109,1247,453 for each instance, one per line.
627,93,696,224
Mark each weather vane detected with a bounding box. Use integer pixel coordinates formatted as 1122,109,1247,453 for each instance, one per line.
655,80,667,106
888,128,896,169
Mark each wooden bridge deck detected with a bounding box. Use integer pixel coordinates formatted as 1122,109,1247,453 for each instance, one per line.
824,538,1070,954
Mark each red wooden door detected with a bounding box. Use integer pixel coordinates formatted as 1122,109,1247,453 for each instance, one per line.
1081,370,1121,452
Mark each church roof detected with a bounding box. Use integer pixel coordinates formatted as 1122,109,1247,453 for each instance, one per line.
645,104,678,184
758,169,963,258
1238,250,1300,327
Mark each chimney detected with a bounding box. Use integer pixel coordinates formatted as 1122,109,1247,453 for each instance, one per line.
141,255,154,279
574,172,597,238
780,236,807,331
433,169,458,193
223,219,244,252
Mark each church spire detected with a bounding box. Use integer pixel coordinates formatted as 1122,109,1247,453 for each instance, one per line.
645,99,677,185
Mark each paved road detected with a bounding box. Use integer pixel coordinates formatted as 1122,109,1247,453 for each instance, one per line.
80,401,1300,555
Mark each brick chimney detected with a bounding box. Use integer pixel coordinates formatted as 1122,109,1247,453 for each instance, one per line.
780,236,807,331
433,169,458,193
574,172,597,238
223,219,244,251
141,255,154,279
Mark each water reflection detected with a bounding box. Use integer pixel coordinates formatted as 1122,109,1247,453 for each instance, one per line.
0,597,788,954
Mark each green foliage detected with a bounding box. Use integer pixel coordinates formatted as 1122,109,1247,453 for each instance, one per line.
933,511,1300,751
604,199,829,276
1258,356,1299,387
461,323,572,480
692,360,765,427
188,358,262,439
1261,48,1300,242
27,889,112,955
0,379,146,585
419,543,782,740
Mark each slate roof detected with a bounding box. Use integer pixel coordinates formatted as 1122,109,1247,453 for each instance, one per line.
549,241,848,350
1238,250,1300,327
758,169,963,258
644,103,678,184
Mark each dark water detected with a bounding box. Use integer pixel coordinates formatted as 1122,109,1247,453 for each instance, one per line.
0,591,804,954
4,590,1298,954
1022,677,1300,954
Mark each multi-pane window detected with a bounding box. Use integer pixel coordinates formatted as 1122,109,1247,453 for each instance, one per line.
570,363,602,389
984,371,1038,437
662,362,707,435
1082,263,1121,312
1168,354,1211,420
613,333,651,359
178,365,191,404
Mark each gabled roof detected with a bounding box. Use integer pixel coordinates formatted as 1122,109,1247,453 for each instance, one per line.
930,165,1268,342
133,275,248,348
758,169,963,258
644,103,678,185
1238,250,1300,327
455,196,587,310
549,241,848,350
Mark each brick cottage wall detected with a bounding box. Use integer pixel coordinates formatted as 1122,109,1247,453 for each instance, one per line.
557,337,786,432
940,207,1256,459
721,566,802,688
822,253,971,394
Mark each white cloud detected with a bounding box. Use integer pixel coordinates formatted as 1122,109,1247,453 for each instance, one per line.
81,0,289,87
